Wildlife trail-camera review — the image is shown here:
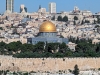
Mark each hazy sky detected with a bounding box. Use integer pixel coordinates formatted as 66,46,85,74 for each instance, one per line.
0,0,100,13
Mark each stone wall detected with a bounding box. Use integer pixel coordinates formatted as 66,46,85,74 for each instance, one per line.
0,57,100,72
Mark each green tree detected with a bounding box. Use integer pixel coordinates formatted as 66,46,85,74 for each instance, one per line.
94,20,96,24
97,17,100,24
0,41,6,48
45,43,55,53
20,43,34,52
98,68,100,71
74,16,78,20
85,20,90,23
59,42,66,49
68,36,76,43
85,49,96,57
45,43,60,53
95,25,99,28
34,42,45,53
73,64,79,75
0,27,3,30
62,16,68,22
13,71,18,75
23,72,28,75
74,20,76,25
59,43,68,53
51,16,55,20
5,16,8,20
53,52,64,58
65,50,73,57
0,41,7,54
26,15,29,18
95,45,100,53
81,20,84,25
7,41,22,51
57,16,62,21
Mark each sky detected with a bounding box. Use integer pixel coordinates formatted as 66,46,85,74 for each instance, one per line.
0,0,100,13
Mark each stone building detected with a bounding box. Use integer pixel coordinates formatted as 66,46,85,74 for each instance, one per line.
27,21,68,44
67,42,77,51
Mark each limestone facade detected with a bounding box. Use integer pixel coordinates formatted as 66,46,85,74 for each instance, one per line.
0,57,100,72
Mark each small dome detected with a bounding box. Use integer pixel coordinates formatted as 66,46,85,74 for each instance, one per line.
39,21,56,32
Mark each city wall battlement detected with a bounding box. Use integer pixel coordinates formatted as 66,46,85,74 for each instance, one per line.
0,57,100,72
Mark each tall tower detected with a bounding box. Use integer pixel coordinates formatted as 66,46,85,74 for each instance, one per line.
6,0,14,13
49,2,56,14
20,4,27,13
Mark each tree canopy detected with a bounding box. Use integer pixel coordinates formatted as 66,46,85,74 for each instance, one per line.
73,65,79,75
85,20,90,23
57,16,68,22
97,17,100,24
62,16,68,22
51,16,55,20
0,38,100,58
74,16,78,20
57,16,62,21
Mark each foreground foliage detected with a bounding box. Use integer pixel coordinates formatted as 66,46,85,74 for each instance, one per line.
73,65,79,75
0,38,100,58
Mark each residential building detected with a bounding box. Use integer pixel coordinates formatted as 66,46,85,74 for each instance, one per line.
49,2,56,14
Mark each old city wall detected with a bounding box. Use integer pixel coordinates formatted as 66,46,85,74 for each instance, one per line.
0,57,100,72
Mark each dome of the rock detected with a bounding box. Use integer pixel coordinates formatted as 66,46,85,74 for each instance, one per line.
39,21,57,32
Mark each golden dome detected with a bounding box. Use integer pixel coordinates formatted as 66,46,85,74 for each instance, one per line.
39,21,57,32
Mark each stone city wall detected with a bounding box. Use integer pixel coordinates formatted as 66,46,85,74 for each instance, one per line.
0,57,100,72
